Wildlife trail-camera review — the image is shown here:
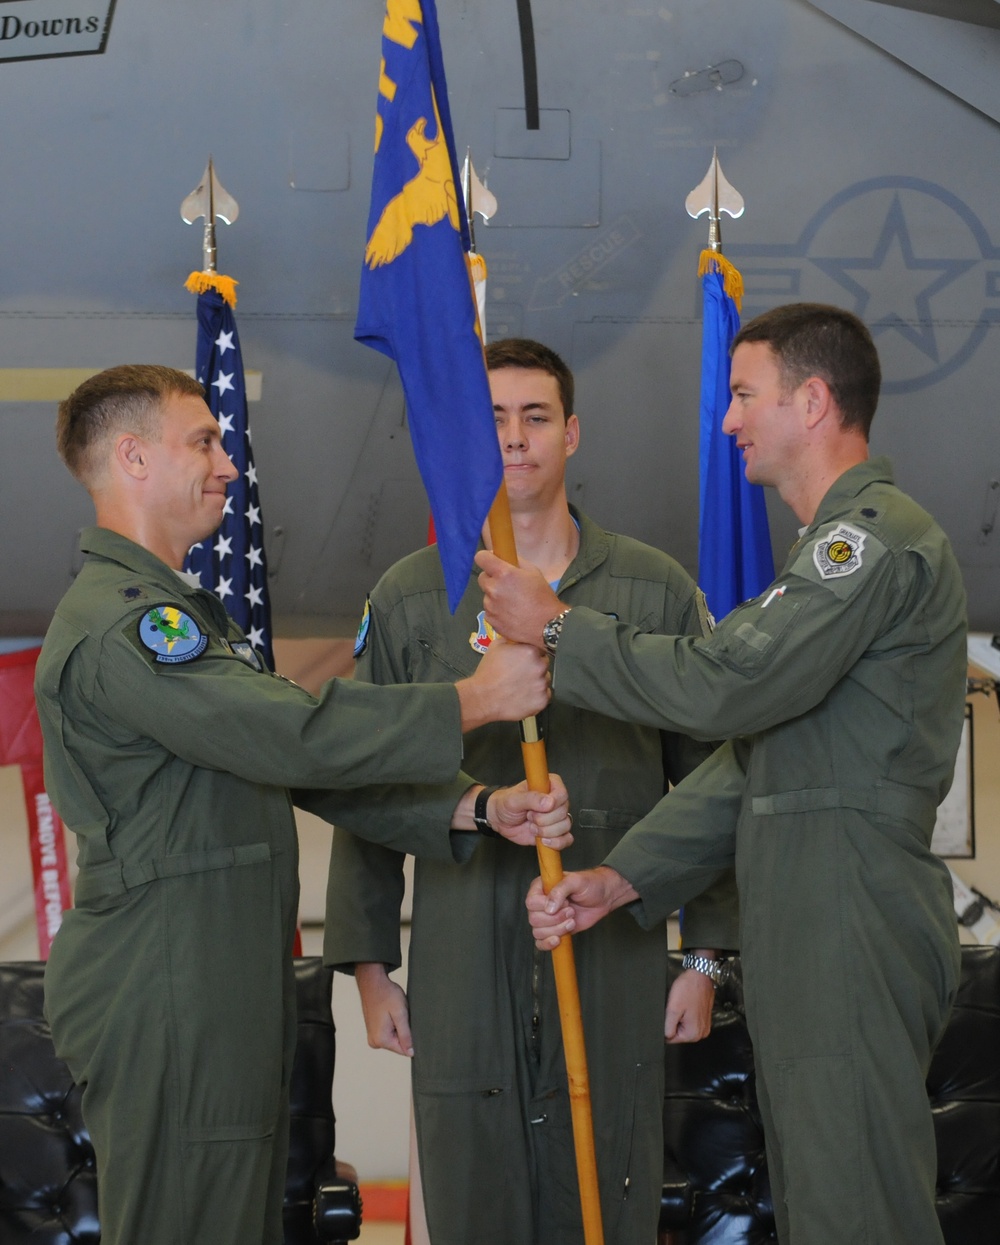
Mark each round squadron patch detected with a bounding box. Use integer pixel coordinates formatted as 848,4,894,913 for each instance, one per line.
813,523,866,580
353,598,372,659
469,610,496,654
138,605,208,664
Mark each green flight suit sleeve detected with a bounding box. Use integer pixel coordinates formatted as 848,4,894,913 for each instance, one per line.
552,520,901,741
95,615,464,793
605,738,748,930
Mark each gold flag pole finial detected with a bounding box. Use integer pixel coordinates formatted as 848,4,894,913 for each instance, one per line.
181,157,241,306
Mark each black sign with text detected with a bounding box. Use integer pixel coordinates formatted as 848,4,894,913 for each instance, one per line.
0,0,116,63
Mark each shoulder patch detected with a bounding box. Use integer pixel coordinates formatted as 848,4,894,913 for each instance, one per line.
353,597,372,659
812,523,867,580
137,605,208,664
230,640,263,671
469,609,496,655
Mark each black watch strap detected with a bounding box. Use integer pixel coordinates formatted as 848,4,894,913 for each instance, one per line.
473,786,502,838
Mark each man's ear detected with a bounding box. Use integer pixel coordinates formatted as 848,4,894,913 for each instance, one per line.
115,434,149,479
564,413,580,458
801,376,834,430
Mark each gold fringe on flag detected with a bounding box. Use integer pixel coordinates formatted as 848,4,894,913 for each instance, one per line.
697,249,743,312
467,252,488,283
185,270,239,308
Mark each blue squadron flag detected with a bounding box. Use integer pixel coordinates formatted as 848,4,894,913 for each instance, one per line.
697,253,775,620
183,284,275,670
356,0,502,612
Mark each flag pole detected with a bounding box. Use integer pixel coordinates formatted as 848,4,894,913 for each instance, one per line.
356,8,604,1232
462,153,604,1243
487,483,606,1245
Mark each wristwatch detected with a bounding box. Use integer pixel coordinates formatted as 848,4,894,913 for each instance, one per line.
473,785,502,838
542,609,572,655
681,951,731,986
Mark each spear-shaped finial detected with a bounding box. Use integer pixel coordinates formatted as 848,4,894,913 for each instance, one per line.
462,149,498,254
182,158,240,306
685,148,744,252
181,157,239,274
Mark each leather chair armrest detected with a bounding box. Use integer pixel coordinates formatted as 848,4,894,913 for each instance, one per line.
314,1160,363,1243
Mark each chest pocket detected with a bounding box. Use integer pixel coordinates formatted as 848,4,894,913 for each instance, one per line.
409,630,479,682
708,591,804,678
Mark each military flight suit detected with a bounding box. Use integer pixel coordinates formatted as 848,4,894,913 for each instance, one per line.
35,527,482,1245
545,460,966,1245
324,508,739,1245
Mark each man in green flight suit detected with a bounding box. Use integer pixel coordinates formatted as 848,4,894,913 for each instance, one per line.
324,339,738,1245
479,306,968,1245
35,365,573,1245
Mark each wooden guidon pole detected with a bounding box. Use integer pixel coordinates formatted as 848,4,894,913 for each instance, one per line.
487,484,605,1245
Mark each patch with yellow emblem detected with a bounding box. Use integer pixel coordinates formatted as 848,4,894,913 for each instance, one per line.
813,524,866,580
469,610,496,655
137,605,208,664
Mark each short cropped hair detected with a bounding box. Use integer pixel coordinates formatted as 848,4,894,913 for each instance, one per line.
57,365,205,486
732,303,881,438
485,338,575,421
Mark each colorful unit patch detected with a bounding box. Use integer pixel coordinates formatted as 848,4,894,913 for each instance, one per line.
469,610,496,654
138,605,208,664
354,598,372,659
813,523,867,580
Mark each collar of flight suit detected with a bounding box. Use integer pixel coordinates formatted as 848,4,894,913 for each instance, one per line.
78,525,232,631
810,455,895,529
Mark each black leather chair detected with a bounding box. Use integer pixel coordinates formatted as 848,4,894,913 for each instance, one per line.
660,945,1000,1244
0,957,362,1244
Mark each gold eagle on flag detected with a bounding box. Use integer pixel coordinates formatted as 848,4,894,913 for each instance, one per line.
365,91,460,269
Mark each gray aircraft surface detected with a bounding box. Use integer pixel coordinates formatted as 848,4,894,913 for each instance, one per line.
2,0,998,641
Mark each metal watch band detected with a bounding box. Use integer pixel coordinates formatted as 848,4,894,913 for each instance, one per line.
473,785,502,838
681,951,729,986
542,609,571,655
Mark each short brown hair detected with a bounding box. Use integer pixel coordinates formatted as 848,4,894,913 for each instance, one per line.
733,303,881,438
57,365,204,485
484,338,574,421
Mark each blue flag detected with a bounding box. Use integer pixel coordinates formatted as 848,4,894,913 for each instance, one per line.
183,284,275,670
356,0,502,612
697,255,775,620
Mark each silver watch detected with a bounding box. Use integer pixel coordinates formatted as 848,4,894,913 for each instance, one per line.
542,609,571,655
681,951,730,986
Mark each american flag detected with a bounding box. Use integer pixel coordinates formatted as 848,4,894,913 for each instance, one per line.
183,285,275,670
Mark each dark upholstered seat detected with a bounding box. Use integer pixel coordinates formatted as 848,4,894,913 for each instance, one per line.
0,957,362,1244
660,945,1000,1244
